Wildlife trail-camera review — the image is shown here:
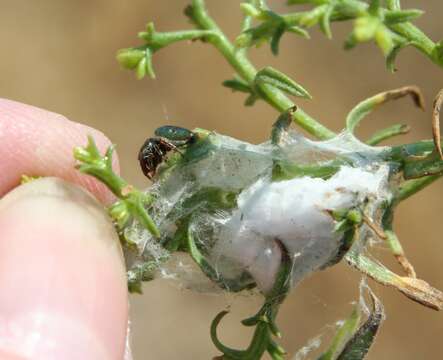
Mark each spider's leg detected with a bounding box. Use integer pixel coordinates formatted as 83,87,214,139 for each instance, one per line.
163,140,184,155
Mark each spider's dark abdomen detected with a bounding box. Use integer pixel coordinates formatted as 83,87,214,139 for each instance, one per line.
139,126,196,180
138,138,175,179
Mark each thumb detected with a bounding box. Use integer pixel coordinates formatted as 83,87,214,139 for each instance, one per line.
0,177,128,360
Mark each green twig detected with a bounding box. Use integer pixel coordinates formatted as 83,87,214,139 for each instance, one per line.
74,136,159,237
271,1,442,69
117,0,335,140
187,0,336,140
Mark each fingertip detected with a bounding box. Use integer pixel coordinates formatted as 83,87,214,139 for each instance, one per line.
0,178,128,359
0,98,120,204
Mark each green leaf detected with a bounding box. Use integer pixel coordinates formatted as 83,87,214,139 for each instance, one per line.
144,48,156,78
384,9,424,25
403,152,443,179
135,56,147,79
367,124,410,145
344,34,358,50
433,41,443,67
244,94,259,106
222,78,252,93
346,86,424,134
298,4,328,27
255,66,312,99
317,307,361,360
319,5,333,39
386,41,411,72
240,3,262,18
236,6,309,54
286,25,310,38
335,289,384,360
271,24,285,55
116,48,145,69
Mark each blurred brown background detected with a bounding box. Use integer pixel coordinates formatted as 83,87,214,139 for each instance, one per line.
1,1,442,359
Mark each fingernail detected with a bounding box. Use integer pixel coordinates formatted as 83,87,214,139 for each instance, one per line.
0,178,128,359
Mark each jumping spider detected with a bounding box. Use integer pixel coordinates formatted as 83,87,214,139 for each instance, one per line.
138,125,196,179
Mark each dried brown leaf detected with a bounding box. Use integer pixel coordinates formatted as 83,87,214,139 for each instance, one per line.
432,89,443,159
383,85,425,110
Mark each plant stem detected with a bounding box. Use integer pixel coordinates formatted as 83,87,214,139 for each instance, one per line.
191,0,336,140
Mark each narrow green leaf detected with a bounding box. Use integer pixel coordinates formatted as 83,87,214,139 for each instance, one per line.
336,290,384,360
367,124,410,145
144,48,156,79
386,42,410,72
319,5,333,39
346,86,424,134
244,94,259,106
344,34,358,50
138,22,155,42
240,3,261,18
222,78,252,93
384,9,424,25
135,56,147,79
317,307,361,360
256,66,312,99
403,152,443,179
432,41,443,66
271,24,285,55
286,25,310,38
396,176,442,202
299,5,328,27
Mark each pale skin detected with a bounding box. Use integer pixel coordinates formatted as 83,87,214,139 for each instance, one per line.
0,99,130,360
